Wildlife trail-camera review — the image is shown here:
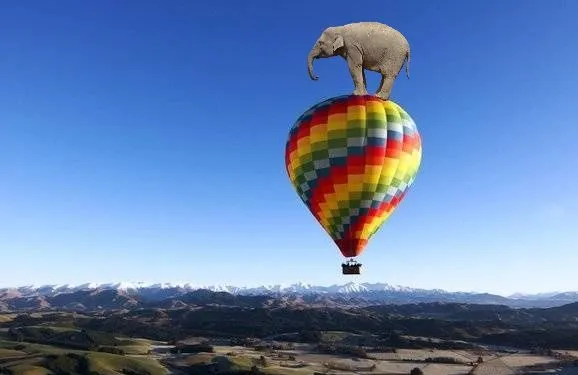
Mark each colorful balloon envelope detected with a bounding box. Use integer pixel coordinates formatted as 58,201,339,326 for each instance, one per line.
285,95,422,262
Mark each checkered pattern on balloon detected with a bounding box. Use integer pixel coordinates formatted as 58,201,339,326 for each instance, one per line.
285,95,422,274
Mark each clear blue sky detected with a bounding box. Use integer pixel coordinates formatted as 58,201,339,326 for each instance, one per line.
1,0,577,295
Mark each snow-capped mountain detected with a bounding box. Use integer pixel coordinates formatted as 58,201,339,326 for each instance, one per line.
1,282,577,308
0,281,448,297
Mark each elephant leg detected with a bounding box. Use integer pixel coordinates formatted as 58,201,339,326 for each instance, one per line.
346,52,367,96
376,74,395,100
362,70,367,91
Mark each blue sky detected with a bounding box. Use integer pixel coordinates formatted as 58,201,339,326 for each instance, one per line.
1,0,577,295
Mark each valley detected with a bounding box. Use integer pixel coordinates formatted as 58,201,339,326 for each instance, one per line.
1,320,578,375
1,287,578,374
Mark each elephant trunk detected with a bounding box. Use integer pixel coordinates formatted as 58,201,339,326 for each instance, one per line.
307,47,320,81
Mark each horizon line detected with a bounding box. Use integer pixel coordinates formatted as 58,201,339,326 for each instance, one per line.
0,280,571,298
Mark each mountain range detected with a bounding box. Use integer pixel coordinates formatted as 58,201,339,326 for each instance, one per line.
1,282,578,311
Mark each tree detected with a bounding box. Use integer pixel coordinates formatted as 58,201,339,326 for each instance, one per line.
410,367,424,375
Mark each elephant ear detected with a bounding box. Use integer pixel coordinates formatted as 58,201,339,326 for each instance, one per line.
332,35,344,52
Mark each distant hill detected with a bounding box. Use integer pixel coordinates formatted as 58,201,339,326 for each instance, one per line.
2,288,578,350
2,286,578,325
1,282,578,311
2,291,578,350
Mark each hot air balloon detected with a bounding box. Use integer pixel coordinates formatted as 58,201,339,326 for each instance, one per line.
285,95,422,274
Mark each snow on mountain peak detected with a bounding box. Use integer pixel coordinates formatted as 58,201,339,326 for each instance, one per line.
5,281,423,295
9,282,576,302
111,282,152,290
2,282,578,308
340,283,367,293
74,283,102,290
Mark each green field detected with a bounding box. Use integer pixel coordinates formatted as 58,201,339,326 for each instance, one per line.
0,326,166,375
0,315,16,324
0,349,168,375
0,348,27,357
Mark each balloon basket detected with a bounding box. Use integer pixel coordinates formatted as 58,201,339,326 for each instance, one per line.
341,259,361,275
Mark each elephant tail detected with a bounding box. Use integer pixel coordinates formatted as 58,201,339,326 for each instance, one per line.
405,50,410,79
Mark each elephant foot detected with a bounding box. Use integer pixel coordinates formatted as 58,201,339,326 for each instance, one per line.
375,92,391,100
352,89,368,96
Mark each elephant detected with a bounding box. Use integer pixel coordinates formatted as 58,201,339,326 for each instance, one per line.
307,22,411,100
